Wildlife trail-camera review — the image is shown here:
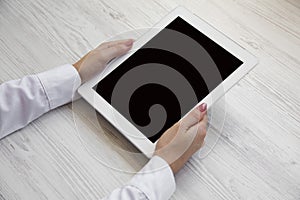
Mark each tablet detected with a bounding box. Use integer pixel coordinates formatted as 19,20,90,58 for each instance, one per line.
78,6,258,158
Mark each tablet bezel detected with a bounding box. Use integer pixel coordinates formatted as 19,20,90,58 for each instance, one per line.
78,6,258,158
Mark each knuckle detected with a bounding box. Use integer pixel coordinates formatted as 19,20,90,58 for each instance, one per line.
192,109,200,118
115,45,125,51
191,114,199,123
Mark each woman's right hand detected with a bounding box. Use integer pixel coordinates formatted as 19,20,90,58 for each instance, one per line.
154,103,208,174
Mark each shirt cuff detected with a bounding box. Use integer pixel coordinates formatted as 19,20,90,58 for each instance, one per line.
129,156,176,200
36,64,81,109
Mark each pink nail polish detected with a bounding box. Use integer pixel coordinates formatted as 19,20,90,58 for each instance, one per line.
198,103,207,112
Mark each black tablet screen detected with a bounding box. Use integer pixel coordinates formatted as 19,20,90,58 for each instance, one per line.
95,17,243,142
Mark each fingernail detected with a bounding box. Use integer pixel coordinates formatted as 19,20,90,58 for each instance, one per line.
124,39,134,47
198,103,207,112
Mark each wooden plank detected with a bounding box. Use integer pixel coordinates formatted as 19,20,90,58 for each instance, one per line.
0,0,299,199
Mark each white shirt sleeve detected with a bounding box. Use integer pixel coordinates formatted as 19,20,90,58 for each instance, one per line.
0,64,176,199
0,64,81,139
104,156,176,200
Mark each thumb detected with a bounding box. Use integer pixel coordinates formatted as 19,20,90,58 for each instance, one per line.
179,103,207,130
100,41,133,63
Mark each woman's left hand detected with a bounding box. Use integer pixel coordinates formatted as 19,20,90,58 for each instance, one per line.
73,39,134,83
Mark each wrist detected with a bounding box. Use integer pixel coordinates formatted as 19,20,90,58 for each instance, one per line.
72,62,80,72
154,153,176,174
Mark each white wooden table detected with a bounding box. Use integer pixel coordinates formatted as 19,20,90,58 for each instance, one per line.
0,0,299,199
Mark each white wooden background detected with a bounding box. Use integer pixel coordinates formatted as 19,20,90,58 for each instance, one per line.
0,0,300,199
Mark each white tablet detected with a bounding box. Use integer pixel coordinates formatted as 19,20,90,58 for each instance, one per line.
78,6,258,158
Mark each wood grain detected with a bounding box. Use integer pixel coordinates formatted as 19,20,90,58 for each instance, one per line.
0,0,299,199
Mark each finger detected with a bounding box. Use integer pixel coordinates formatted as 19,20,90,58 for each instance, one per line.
98,39,134,49
201,114,208,126
179,103,207,130
100,43,133,63
187,113,208,137
185,115,208,152
198,114,208,131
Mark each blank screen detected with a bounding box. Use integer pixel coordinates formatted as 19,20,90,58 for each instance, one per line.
95,17,243,142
